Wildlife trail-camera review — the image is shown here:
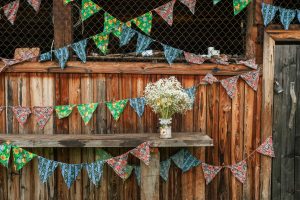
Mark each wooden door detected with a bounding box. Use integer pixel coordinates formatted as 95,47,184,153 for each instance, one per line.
272,44,300,200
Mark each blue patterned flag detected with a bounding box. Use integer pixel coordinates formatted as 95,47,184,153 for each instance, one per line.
71,39,88,63
279,8,296,30
163,44,183,64
60,163,82,188
85,160,104,185
134,166,141,186
171,149,200,172
120,25,136,47
136,33,153,53
261,3,278,27
185,86,196,105
38,156,58,183
54,47,69,69
298,10,300,23
39,52,52,62
160,159,171,181
129,97,146,118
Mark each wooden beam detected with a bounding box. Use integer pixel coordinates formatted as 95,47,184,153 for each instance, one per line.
0,133,213,148
266,29,300,41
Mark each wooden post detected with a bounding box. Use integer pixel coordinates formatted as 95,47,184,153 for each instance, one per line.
141,149,160,200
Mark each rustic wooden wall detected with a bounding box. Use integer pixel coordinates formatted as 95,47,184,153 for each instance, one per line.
0,70,263,200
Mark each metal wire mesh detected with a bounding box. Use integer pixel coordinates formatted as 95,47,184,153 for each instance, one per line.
0,0,248,60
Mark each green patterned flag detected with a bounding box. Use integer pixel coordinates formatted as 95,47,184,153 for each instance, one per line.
55,104,76,119
12,147,37,171
106,99,128,121
0,143,12,168
213,0,221,5
81,0,102,21
131,12,152,35
92,32,110,54
104,12,123,38
233,0,251,15
77,103,98,125
96,149,112,161
64,0,74,5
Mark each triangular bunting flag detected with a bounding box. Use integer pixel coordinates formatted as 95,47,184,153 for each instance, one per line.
256,136,275,157
39,52,52,62
0,143,12,168
154,0,176,26
179,0,196,14
96,149,113,161
233,0,251,16
237,58,258,69
136,33,153,53
27,0,41,12
160,159,171,181
60,163,82,188
106,99,128,121
71,39,88,63
38,156,59,183
240,70,260,91
261,3,278,27
55,104,76,119
163,44,183,64
92,32,110,54
81,0,102,21
279,8,296,30
228,160,247,183
12,147,37,171
3,0,20,25
54,47,69,69
104,12,123,38
184,52,206,64
171,149,200,172
33,106,54,129
64,0,74,5
107,153,133,179
203,73,219,84
85,160,105,185
134,166,141,186
220,76,239,99
1,58,20,66
131,12,153,35
77,103,98,125
130,141,151,165
120,25,136,47
202,163,223,184
12,106,31,127
0,106,4,114
129,97,146,118
213,0,221,5
185,86,196,106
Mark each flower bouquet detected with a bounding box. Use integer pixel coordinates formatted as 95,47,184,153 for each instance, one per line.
144,77,193,138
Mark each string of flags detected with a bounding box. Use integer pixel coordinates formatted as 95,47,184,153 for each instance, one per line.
0,136,274,188
261,3,300,30
0,70,260,129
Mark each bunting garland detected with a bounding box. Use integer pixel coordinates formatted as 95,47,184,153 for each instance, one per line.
12,146,36,171
39,52,52,62
60,163,82,188
27,0,41,13
203,73,219,85
0,143,12,168
54,47,69,69
184,52,205,65
120,24,136,47
77,103,98,125
71,39,88,63
160,159,171,181
131,12,153,35
106,153,133,180
220,76,239,99
12,106,32,127
55,104,76,119
32,106,54,129
85,160,105,185
3,0,20,25
256,136,275,157
240,70,260,91
163,45,183,64
106,99,128,121
261,3,278,27
228,160,247,183
38,157,59,183
92,32,110,54
130,141,151,165
202,163,223,184
179,0,197,14
129,97,146,118
233,0,251,16
185,87,196,106
81,0,102,21
213,0,222,5
154,0,176,26
136,33,153,53
279,8,296,30
104,12,123,38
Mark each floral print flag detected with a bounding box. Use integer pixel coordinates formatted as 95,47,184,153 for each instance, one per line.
104,12,123,38
256,136,275,157
202,163,223,184
92,32,110,54
163,44,183,64
107,153,133,179
120,25,136,47
77,103,98,125
106,99,128,121
154,0,176,26
237,58,258,69
38,156,58,183
130,141,151,165
54,47,69,69
203,73,219,84
233,0,251,16
279,8,296,30
179,0,196,14
85,160,105,185
261,3,278,27
220,76,239,99
129,97,146,118
228,160,247,183
71,39,88,63
184,52,206,64
171,149,200,172
27,0,41,12
3,0,20,25
160,159,171,181
240,70,260,91
131,12,153,35
12,106,31,127
81,0,102,21
12,147,37,171
55,104,76,119
0,143,12,168
136,33,153,53
60,163,82,188
39,52,52,62
33,106,54,129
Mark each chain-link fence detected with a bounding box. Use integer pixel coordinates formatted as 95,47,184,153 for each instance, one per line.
0,0,248,61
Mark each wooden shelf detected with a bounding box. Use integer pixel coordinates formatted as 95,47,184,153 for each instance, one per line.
0,132,213,148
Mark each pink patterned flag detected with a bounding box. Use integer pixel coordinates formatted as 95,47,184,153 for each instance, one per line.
154,0,176,26
203,73,219,84
130,141,151,165
27,0,41,12
228,160,247,183
12,106,31,127
0,106,4,113
202,163,223,185
33,107,54,129
220,76,239,99
107,153,130,179
237,59,258,70
184,52,206,64
3,0,20,25
179,0,196,14
256,136,275,157
240,70,260,91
